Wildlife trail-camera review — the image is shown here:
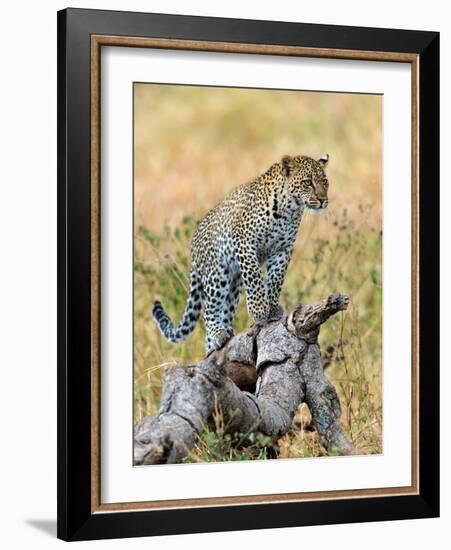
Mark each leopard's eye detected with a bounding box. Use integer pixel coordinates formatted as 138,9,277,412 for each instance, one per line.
302,179,313,188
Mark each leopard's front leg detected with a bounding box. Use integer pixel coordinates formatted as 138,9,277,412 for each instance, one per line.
266,246,293,321
236,249,269,323
234,246,270,339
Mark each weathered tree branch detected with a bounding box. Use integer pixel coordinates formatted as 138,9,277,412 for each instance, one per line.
134,293,356,465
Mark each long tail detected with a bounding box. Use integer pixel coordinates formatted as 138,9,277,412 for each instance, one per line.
152,270,203,343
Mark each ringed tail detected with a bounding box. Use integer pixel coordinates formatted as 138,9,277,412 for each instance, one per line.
152,270,203,343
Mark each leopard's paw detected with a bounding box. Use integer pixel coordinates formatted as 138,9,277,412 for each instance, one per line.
268,305,285,322
211,328,234,351
246,320,266,338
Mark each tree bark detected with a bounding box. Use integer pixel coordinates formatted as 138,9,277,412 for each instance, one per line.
134,293,356,465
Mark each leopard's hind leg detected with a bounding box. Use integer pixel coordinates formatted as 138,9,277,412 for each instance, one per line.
203,266,241,354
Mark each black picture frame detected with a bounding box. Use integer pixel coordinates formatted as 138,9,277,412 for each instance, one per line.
57,7,439,541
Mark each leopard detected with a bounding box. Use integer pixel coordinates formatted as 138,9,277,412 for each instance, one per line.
152,153,330,354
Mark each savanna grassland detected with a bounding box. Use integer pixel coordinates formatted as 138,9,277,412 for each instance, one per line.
134,83,383,462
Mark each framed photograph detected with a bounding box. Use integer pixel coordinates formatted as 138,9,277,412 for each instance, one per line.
57,8,439,541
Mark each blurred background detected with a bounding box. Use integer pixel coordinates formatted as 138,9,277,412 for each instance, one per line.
134,83,382,460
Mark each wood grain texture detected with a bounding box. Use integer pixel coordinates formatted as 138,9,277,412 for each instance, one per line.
134,294,355,466
411,56,420,492
92,35,417,62
90,35,101,514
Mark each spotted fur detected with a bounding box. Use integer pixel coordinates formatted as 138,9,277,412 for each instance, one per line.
152,154,330,353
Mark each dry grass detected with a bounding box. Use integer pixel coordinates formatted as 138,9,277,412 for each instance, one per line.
133,83,383,460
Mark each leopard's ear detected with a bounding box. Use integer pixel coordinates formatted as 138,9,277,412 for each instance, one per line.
318,153,329,167
282,155,295,177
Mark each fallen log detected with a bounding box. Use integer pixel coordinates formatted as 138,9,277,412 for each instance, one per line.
134,293,356,465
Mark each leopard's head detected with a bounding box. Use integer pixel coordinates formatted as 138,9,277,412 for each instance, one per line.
282,154,330,210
